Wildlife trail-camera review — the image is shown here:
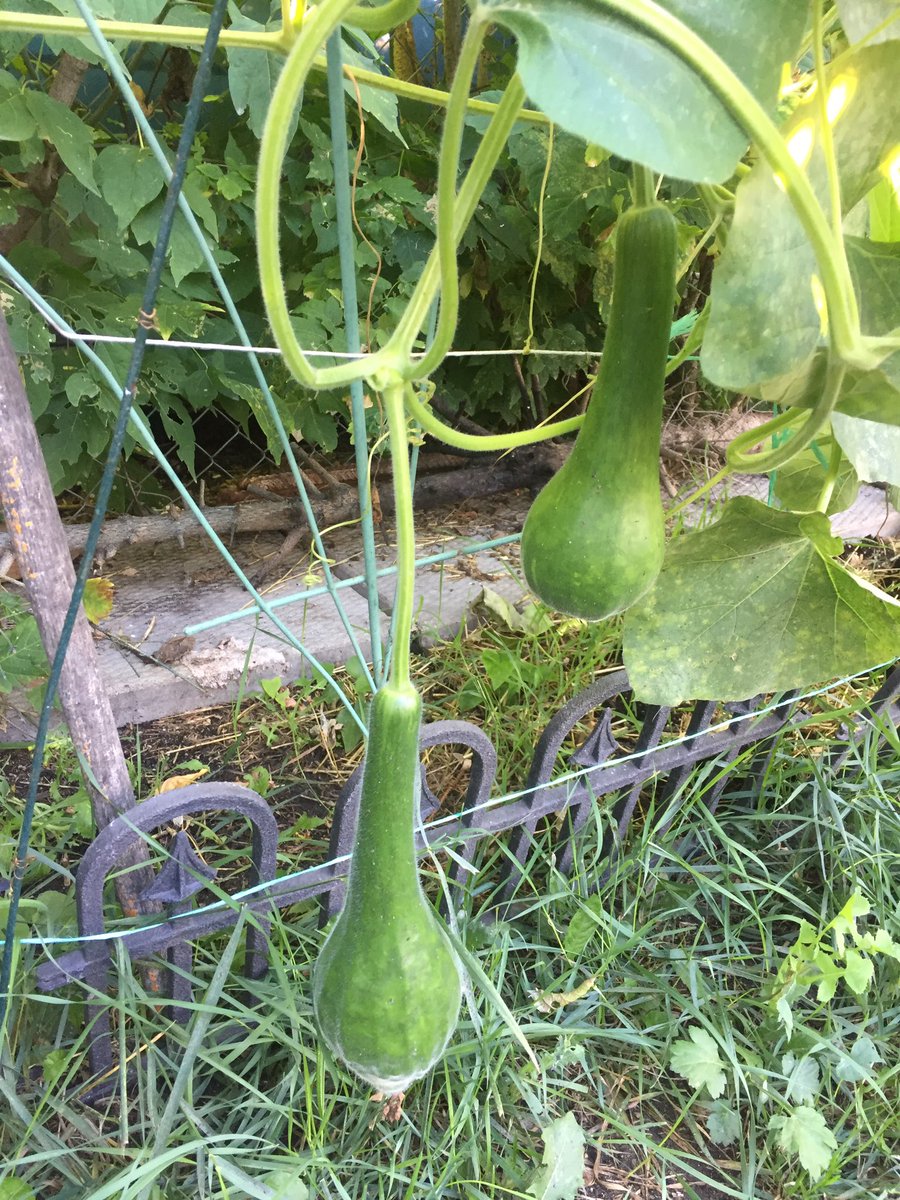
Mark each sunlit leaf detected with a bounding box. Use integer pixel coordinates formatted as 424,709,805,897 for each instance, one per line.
867,175,900,241
82,577,114,624
703,40,900,388
158,767,209,794
479,0,805,183
843,947,875,993
782,1053,821,1105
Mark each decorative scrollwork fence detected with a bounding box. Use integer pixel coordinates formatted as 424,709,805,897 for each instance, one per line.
33,662,900,1100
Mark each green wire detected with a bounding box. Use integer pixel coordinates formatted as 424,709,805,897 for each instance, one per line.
326,32,384,686
0,0,232,1028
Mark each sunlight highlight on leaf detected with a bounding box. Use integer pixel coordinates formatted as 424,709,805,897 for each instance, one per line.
826,74,856,124
786,121,815,168
810,274,828,335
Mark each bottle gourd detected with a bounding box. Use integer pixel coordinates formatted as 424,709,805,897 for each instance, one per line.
520,202,677,621
312,683,462,1092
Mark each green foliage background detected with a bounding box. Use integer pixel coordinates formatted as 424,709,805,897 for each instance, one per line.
0,0,642,501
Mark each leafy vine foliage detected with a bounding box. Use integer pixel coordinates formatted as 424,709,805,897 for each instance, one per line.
0,0,619,498
0,0,898,700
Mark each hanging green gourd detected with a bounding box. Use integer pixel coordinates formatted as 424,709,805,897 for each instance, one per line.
310,383,463,1092
520,200,678,621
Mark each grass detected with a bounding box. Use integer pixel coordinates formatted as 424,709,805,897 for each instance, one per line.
1,614,899,1200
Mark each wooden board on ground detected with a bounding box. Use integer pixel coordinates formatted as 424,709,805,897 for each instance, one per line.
2,481,896,739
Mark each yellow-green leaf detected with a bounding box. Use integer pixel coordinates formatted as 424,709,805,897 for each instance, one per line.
82,577,114,624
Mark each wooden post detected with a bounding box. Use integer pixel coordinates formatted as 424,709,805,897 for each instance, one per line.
0,309,157,916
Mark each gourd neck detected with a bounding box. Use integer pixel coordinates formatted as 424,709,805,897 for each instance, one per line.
344,684,428,913
572,202,675,470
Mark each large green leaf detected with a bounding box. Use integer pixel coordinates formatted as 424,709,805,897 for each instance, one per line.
341,44,406,144
773,436,860,513
96,145,165,233
479,0,806,183
757,237,900,425
703,40,900,389
24,90,98,195
0,91,37,141
623,497,900,704
670,1027,727,1098
868,175,900,241
227,5,283,137
130,201,204,286
832,412,900,484
770,1105,837,1183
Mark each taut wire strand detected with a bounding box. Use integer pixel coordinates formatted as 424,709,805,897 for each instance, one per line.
6,655,896,951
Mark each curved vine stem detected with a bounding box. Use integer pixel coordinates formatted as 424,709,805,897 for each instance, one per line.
565,0,867,370
400,15,489,379
346,0,420,35
403,382,583,451
387,74,527,369
816,435,843,513
726,353,847,474
257,0,389,392
523,120,554,356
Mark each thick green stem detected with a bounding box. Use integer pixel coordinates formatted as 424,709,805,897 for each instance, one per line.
403,382,583,451
813,0,844,244
257,0,387,391
816,435,843,513
257,4,541,396
0,11,287,50
407,16,489,378
384,382,415,689
631,163,656,208
389,74,527,367
337,59,546,122
726,355,846,473
0,14,548,122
